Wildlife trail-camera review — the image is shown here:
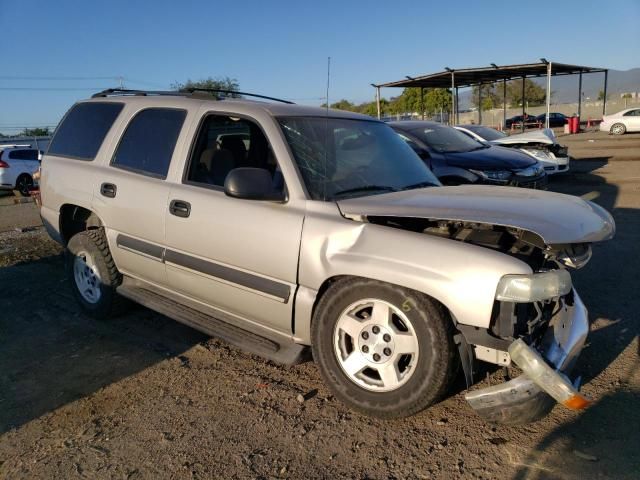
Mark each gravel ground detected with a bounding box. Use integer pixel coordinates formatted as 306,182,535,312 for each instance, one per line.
0,136,638,479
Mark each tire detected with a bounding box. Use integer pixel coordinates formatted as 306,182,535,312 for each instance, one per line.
13,174,33,197
66,228,126,319
312,277,459,419
610,123,626,135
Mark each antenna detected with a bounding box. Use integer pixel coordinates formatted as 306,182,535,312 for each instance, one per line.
326,56,331,112
323,56,331,201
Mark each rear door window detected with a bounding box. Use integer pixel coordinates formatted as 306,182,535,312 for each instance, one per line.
8,149,38,160
111,108,186,179
48,102,123,160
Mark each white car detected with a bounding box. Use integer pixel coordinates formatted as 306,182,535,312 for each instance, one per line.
0,145,42,196
599,108,640,135
455,125,570,175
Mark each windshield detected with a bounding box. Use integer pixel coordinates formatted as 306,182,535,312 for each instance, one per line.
278,117,440,200
410,124,486,153
469,126,507,141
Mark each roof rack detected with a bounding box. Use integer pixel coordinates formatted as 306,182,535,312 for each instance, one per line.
92,88,294,104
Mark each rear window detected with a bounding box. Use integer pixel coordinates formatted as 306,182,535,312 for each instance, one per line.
111,108,186,179
8,149,39,160
48,102,123,160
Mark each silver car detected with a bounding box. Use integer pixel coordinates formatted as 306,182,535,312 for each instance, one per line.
40,89,615,423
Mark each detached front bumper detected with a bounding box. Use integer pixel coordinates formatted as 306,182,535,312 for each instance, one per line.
465,289,590,424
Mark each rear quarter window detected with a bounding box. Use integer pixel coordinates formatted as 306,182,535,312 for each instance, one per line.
110,108,186,179
48,102,124,160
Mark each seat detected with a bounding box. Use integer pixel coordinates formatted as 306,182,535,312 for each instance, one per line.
221,136,248,167
209,149,235,186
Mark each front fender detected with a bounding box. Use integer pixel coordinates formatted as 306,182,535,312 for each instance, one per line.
294,203,532,343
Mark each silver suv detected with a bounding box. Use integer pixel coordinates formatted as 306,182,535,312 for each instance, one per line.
40,89,615,423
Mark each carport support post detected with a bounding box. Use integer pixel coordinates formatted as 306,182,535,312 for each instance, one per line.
455,87,459,123
502,79,507,130
602,70,608,116
450,71,455,125
375,86,381,120
577,70,583,122
420,87,425,120
478,83,483,125
545,61,552,129
521,76,526,132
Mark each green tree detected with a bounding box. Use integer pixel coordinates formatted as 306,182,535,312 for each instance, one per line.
329,99,357,111
22,127,50,136
506,79,546,108
471,84,501,110
171,76,240,97
424,88,452,115
598,90,607,101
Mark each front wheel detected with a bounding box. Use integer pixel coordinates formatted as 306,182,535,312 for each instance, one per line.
610,123,626,135
312,278,459,419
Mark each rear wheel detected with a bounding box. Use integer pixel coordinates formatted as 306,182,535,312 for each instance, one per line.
610,123,626,135
66,228,126,319
312,278,458,419
13,174,33,197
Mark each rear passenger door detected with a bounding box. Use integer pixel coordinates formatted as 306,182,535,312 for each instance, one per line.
624,109,640,132
92,107,188,287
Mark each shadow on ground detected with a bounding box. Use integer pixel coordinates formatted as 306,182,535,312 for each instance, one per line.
0,254,205,434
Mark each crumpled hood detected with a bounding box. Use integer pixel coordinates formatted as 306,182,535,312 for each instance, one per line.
337,185,615,245
443,145,536,170
491,128,557,146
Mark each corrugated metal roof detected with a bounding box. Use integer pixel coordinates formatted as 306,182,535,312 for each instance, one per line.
376,62,607,89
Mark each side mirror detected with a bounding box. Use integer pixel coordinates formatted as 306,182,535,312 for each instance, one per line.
224,167,285,202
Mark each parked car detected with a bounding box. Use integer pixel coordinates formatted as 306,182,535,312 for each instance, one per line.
0,145,42,196
504,114,538,129
455,125,570,175
390,121,547,188
600,108,640,135
40,89,615,424
535,112,567,128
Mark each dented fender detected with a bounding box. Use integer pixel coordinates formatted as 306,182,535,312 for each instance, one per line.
293,202,532,344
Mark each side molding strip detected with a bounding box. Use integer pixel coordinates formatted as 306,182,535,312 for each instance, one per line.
115,234,290,302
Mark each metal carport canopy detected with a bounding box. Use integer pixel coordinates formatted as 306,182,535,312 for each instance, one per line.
373,61,609,129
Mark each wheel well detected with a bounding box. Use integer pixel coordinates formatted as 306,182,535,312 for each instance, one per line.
15,172,33,183
311,275,453,325
59,204,103,245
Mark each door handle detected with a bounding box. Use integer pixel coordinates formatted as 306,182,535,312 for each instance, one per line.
169,199,191,218
100,182,117,198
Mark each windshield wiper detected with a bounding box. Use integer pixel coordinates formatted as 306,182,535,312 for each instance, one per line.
399,181,439,191
333,185,398,198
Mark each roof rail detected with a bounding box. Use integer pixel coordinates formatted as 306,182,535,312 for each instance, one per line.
182,88,294,104
92,88,294,104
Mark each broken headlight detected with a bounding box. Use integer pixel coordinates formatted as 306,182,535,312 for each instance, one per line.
557,243,592,269
496,270,572,302
521,148,553,161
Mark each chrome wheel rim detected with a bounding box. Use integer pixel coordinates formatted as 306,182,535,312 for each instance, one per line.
611,124,624,135
333,298,419,392
73,250,102,304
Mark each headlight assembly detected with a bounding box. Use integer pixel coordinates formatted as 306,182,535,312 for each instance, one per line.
469,169,512,182
521,148,553,161
496,270,572,302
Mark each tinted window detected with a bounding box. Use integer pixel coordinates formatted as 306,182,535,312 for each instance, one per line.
9,149,38,160
623,109,639,116
112,108,186,178
410,124,485,153
186,114,283,191
48,102,123,160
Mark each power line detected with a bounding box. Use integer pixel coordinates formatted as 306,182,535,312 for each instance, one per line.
0,87,112,91
0,75,119,80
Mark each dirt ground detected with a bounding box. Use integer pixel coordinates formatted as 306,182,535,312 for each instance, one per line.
0,131,638,479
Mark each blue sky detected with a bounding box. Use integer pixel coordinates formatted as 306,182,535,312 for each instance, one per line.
1,0,639,133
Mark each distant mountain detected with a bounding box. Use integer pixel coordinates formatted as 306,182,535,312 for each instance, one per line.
458,68,640,108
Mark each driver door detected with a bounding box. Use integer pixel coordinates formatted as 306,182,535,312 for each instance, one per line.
164,112,304,335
